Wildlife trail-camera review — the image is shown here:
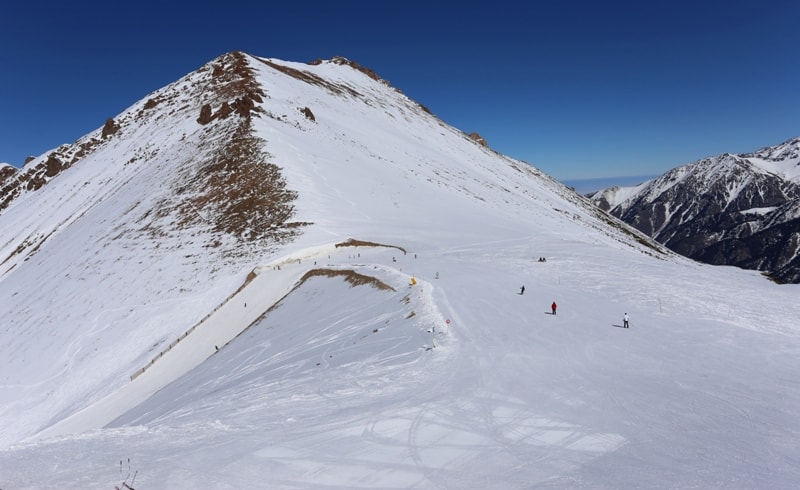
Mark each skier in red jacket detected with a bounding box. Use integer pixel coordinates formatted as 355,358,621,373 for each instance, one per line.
551,301,557,315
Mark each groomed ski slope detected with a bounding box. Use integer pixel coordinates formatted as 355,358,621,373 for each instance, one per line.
4,232,800,489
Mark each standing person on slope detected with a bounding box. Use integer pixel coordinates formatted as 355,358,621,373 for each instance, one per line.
520,285,525,295
551,301,557,315
623,313,629,328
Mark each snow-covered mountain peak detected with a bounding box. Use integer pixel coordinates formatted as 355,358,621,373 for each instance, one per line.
0,49,665,448
744,136,800,180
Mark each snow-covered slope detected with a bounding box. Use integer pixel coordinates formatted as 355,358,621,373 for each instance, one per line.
591,138,800,283
2,52,800,489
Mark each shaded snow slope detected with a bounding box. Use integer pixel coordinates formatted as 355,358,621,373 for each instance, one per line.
2,53,800,489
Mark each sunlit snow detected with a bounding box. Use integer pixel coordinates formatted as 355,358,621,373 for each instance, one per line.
2,54,800,489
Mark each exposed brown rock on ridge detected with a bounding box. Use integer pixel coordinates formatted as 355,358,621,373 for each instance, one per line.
102,118,120,138
468,132,488,147
196,51,266,125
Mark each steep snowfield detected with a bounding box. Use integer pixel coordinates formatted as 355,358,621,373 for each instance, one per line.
746,137,800,181
0,62,264,447
1,53,800,488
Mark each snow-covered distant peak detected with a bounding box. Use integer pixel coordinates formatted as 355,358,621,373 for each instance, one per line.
744,137,800,181
746,136,800,161
588,179,652,209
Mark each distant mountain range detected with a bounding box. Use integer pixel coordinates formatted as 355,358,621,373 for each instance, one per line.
561,175,659,194
590,137,800,283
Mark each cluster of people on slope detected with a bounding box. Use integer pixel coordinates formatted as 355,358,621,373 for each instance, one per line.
519,285,630,327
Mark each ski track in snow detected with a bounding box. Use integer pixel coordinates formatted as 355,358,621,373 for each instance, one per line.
4,238,800,488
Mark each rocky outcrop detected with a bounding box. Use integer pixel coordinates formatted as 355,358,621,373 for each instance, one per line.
468,132,488,147
101,118,120,138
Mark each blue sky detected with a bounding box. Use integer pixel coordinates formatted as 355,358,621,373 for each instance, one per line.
1,1,798,180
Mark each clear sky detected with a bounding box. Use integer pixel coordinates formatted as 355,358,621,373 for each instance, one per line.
1,0,798,180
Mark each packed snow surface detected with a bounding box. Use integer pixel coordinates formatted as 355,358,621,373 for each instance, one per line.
5,240,800,489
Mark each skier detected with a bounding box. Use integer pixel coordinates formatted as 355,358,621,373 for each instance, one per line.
520,285,525,295
623,313,629,328
551,301,557,315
